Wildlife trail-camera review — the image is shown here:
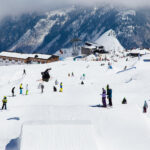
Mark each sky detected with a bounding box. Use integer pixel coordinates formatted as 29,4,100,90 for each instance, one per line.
0,0,149,19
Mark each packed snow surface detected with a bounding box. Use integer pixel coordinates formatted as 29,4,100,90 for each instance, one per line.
1,54,150,150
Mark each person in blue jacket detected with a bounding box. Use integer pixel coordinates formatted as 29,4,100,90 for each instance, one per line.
107,87,112,106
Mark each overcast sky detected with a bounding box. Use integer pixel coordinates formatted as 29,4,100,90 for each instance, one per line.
0,0,149,19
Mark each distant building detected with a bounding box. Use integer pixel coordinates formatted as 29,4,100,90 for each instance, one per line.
0,52,59,65
81,42,108,56
126,49,150,57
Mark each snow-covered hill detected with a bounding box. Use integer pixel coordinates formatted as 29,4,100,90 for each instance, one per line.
1,52,150,150
96,29,124,52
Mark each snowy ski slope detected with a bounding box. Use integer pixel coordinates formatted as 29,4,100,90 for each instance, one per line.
1,54,150,150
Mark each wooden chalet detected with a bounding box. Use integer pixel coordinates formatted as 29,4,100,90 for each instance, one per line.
0,52,59,65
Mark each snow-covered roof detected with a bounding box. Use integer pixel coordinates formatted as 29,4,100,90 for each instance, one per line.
127,49,150,55
0,52,52,59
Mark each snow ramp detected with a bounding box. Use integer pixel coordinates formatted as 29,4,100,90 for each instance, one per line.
20,120,98,150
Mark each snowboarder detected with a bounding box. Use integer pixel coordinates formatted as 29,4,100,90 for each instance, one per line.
11,87,15,97
101,88,107,107
20,83,23,94
26,84,28,95
143,101,148,113
122,97,127,104
41,84,44,93
107,87,112,106
53,86,57,92
2,96,7,110
59,82,63,92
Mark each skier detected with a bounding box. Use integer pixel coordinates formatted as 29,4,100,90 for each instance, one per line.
107,87,112,106
2,96,7,110
53,86,57,92
20,83,23,94
41,84,44,93
26,84,28,95
68,73,70,77
59,82,63,92
11,87,15,97
122,97,127,104
101,88,107,107
143,101,148,113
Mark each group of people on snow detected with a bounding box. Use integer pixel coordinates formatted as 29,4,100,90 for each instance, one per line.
101,84,112,107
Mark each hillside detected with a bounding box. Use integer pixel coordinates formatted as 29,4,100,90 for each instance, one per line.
0,5,150,54
1,52,150,149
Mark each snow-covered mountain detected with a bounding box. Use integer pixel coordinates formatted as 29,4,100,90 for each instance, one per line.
0,5,150,54
96,29,124,52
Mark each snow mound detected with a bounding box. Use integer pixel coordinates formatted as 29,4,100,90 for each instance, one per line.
20,121,97,150
95,29,124,52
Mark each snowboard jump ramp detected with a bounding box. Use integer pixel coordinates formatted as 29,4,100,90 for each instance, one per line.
20,120,97,150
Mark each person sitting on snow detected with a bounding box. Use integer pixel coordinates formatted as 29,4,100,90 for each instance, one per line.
53,86,57,92
122,97,127,104
81,81,84,85
143,101,148,113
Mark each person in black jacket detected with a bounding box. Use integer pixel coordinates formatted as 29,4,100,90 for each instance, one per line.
12,87,15,97
107,87,112,106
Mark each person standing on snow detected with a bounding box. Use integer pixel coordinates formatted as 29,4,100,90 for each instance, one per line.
41,84,44,93
59,82,63,92
2,96,7,110
23,69,26,75
12,87,15,97
55,80,58,85
20,83,23,94
106,84,109,95
26,84,29,95
72,72,74,77
143,101,148,113
107,87,112,106
101,88,107,107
